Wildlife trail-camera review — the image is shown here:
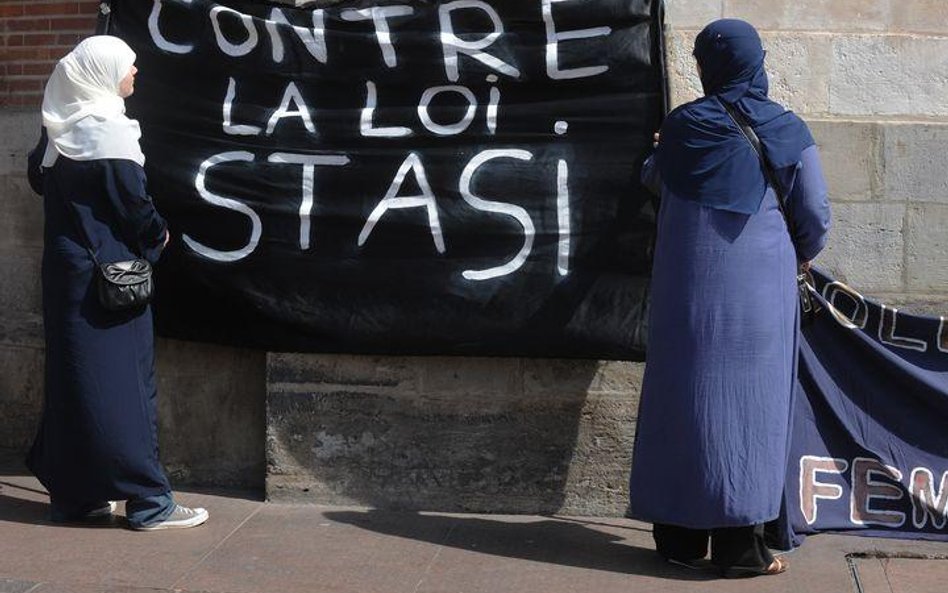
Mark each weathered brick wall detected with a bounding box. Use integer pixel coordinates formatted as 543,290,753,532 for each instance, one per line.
0,1,100,108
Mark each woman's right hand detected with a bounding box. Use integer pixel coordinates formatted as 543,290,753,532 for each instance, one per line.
162,230,170,249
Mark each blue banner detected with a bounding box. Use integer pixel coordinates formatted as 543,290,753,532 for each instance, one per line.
784,269,948,543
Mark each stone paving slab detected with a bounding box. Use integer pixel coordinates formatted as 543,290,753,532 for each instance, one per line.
177,504,452,593
0,474,260,591
1,473,946,593
882,558,948,593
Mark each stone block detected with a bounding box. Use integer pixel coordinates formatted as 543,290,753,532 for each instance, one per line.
665,29,704,108
558,392,638,516
0,248,43,315
0,111,41,177
807,119,882,201
156,338,267,489
0,175,45,249
725,0,890,32
523,359,606,397
266,354,641,515
0,343,44,450
665,30,833,114
267,387,586,513
0,330,268,488
761,32,833,115
905,204,948,292
817,202,905,292
268,352,421,394
419,357,522,402
830,35,948,117
592,360,645,394
664,0,722,29
0,311,43,349
889,0,948,35
882,122,948,203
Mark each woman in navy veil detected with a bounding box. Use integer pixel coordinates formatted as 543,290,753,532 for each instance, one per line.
628,19,831,577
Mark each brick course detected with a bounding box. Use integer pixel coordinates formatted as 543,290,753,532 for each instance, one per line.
0,1,99,108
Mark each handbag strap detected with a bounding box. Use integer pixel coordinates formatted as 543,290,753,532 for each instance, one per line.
717,98,797,242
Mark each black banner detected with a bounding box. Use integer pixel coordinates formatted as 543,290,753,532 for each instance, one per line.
108,0,664,358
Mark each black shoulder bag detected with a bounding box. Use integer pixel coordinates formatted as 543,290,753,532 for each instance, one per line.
51,170,154,312
719,100,819,325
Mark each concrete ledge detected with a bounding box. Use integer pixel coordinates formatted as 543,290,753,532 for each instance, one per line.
156,338,267,489
266,353,642,515
0,248,42,315
0,319,267,489
0,175,44,250
0,343,44,450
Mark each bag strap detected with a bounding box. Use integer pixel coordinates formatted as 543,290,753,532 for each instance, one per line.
717,98,797,241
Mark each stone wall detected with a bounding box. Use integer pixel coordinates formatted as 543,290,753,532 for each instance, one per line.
667,0,948,313
1,0,946,514
266,354,639,515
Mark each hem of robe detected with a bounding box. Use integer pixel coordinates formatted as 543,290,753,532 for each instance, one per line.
25,454,171,503
625,507,781,531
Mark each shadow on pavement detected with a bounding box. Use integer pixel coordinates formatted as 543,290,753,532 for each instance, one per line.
325,509,718,581
0,489,51,525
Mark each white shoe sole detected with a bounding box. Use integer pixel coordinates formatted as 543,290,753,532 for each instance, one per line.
86,501,117,518
131,508,209,531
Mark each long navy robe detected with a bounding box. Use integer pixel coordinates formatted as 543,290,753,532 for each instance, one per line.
26,131,171,503
628,145,831,529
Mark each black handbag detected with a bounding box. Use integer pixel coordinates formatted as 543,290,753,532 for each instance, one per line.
720,99,821,325
94,256,153,312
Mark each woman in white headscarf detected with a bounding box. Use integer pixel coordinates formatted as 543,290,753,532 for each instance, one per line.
26,36,208,531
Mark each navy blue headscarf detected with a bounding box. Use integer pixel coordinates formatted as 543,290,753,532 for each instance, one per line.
656,19,815,214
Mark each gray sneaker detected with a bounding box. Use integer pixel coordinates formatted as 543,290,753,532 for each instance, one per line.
131,504,209,531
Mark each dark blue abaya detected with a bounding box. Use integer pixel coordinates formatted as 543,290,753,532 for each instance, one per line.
628,146,831,529
628,20,832,534
26,132,171,506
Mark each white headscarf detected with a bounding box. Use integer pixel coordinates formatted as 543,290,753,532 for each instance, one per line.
41,35,145,168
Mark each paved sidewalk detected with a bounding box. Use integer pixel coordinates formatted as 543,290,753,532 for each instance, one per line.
1,470,945,593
